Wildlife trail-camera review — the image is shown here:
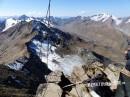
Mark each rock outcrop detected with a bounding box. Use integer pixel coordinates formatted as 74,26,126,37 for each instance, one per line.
35,50,123,97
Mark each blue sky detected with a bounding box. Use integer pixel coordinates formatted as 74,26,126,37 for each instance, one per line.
0,0,130,17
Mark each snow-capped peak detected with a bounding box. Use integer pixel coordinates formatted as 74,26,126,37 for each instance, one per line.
1,15,54,32
2,15,35,32
90,13,111,22
18,15,34,22
90,13,122,25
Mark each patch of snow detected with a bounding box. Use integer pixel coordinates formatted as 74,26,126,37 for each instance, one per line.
25,17,34,22
31,39,61,70
6,62,24,70
42,19,54,27
112,16,122,25
31,39,85,75
90,91,101,97
2,17,34,32
3,18,19,31
126,18,130,23
33,18,53,27
57,55,85,75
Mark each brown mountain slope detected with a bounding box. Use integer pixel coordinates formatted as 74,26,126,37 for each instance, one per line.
0,21,36,64
56,20,128,61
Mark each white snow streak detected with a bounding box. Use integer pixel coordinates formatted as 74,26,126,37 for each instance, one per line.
90,91,101,97
6,62,24,71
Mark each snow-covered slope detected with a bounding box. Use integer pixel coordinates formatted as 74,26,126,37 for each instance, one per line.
2,16,34,31
3,18,19,31
30,39,84,75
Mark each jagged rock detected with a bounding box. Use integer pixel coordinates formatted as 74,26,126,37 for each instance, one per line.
104,65,121,90
71,66,89,82
64,84,92,97
35,83,62,97
35,49,122,97
70,58,121,97
47,71,62,82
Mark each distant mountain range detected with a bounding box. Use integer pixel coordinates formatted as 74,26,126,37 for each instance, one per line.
51,13,130,36
1,13,130,36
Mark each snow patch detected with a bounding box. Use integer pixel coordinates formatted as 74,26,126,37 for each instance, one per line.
31,39,61,70
6,57,28,71
2,17,34,32
126,18,130,23
6,62,24,71
25,17,34,22
112,16,122,25
3,18,19,31
42,19,54,27
57,55,84,75
31,39,85,75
